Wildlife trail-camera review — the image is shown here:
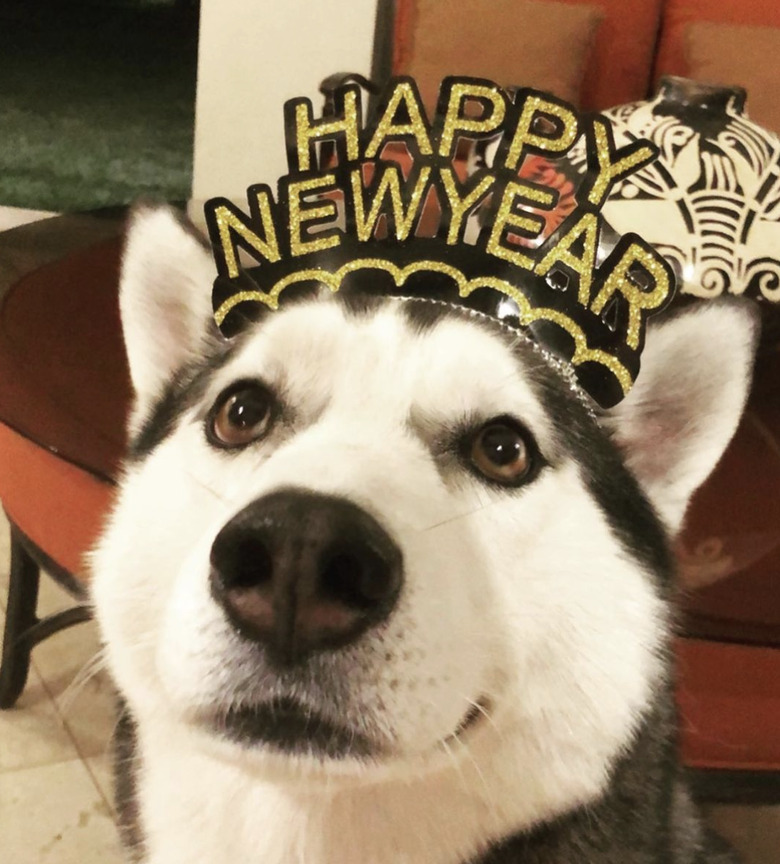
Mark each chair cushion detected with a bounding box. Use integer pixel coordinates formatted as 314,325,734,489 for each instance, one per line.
654,0,780,86
677,638,780,770
0,234,128,578
0,237,130,482
0,423,114,579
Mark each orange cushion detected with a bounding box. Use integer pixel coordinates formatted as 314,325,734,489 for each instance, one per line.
393,0,663,112
0,423,114,579
0,238,129,483
685,23,780,136
394,0,602,110
558,0,663,110
677,638,780,770
654,0,780,85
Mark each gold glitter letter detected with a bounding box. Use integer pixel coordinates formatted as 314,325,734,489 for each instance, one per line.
292,89,360,172
590,242,671,349
350,165,431,241
587,118,655,207
287,174,341,257
535,212,599,306
438,82,506,159
485,180,555,270
503,94,579,170
365,81,433,158
212,191,281,278
440,168,495,244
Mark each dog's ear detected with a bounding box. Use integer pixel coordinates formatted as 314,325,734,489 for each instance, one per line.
120,205,217,424
603,301,758,533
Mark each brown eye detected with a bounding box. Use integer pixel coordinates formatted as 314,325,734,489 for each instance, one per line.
470,419,532,484
209,383,274,449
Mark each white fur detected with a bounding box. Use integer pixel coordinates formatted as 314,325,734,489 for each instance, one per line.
91,209,755,864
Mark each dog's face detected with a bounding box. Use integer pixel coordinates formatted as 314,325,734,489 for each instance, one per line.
92,208,755,809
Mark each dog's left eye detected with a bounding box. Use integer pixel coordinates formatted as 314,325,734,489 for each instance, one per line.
208,383,275,449
468,418,534,485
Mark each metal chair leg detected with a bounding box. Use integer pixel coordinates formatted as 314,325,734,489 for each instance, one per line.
0,523,93,709
0,528,41,708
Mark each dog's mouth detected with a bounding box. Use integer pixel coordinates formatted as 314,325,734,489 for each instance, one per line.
208,697,377,759
199,694,492,761
446,696,493,744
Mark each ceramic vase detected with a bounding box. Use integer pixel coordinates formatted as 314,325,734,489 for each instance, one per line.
597,75,780,303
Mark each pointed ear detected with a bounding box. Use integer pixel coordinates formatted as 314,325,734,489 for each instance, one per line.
603,301,759,533
120,205,218,427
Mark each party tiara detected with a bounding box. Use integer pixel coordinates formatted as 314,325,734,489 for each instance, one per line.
204,76,675,408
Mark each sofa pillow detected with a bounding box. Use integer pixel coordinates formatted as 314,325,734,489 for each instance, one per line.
686,22,780,136
395,0,602,110
654,0,780,87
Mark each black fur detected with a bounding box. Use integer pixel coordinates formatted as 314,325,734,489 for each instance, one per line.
114,705,144,862
402,297,454,334
335,286,385,318
469,693,737,863
128,339,238,460
218,698,377,758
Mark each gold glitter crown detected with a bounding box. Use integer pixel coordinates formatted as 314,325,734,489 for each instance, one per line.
204,76,675,407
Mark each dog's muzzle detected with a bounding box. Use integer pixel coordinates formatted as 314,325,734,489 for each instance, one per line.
210,489,403,666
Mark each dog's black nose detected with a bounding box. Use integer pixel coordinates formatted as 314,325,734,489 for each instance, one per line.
210,490,403,665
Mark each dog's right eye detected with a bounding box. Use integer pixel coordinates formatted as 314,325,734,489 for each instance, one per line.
466,416,538,486
208,383,275,449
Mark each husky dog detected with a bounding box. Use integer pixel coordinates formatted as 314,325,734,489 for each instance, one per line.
92,206,757,864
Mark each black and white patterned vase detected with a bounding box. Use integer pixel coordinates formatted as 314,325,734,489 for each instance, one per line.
598,75,780,303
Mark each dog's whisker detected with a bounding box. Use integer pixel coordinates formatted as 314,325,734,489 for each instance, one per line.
417,501,497,532
181,469,228,502
417,693,495,800
462,694,504,741
57,648,109,716
437,734,467,785
445,731,494,803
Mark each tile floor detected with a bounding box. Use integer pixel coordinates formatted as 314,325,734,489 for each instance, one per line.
0,511,123,864
0,204,778,863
